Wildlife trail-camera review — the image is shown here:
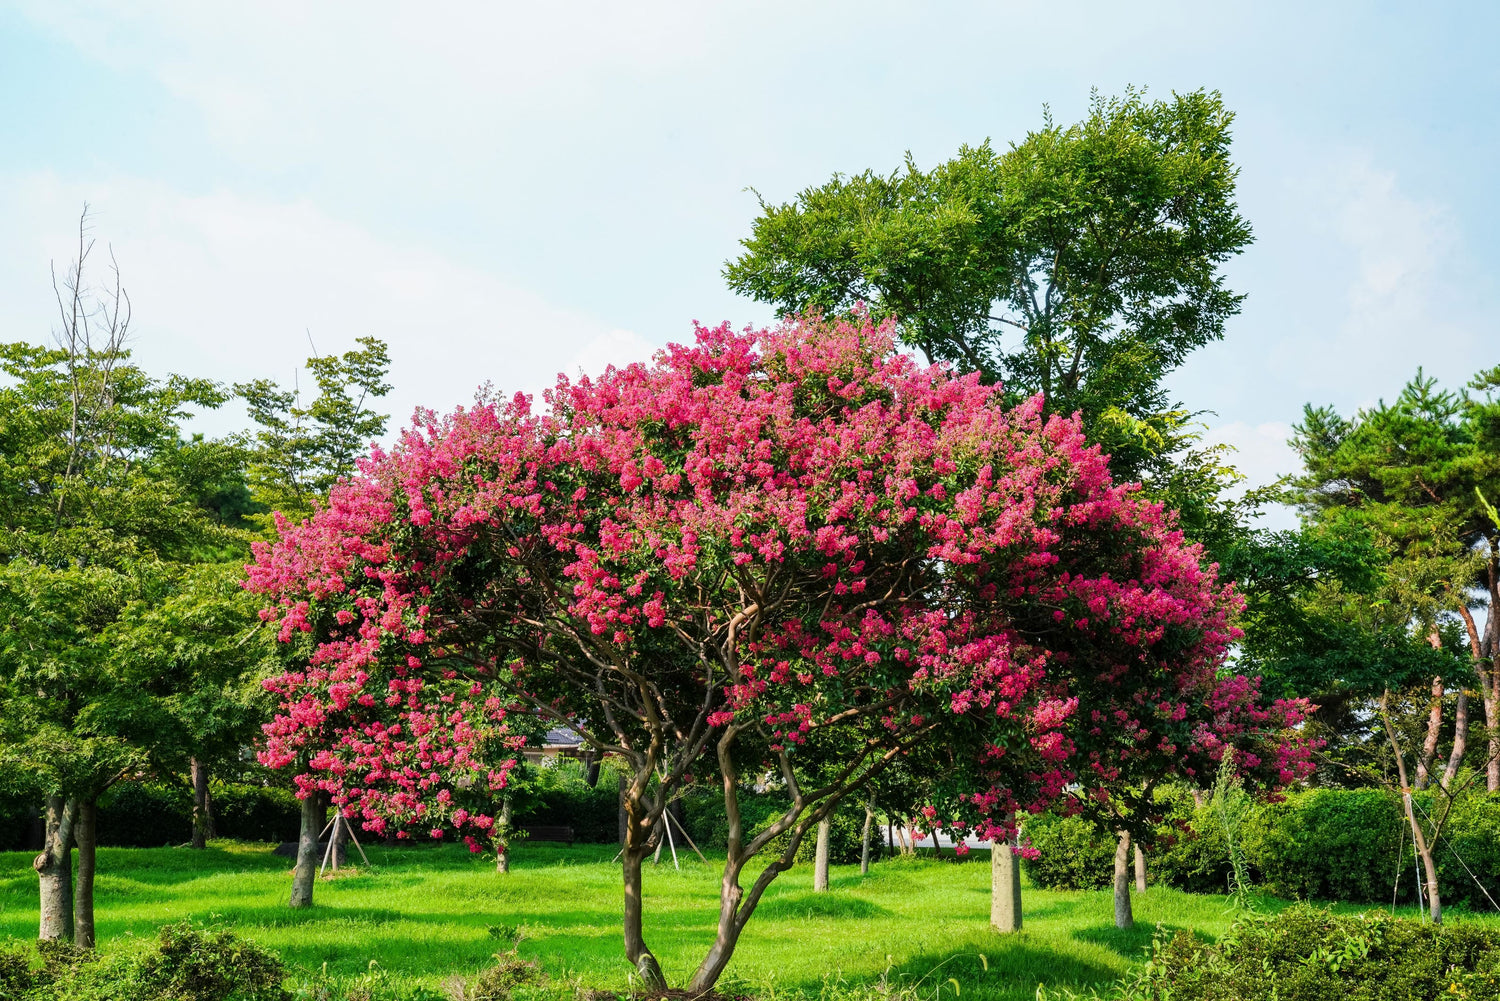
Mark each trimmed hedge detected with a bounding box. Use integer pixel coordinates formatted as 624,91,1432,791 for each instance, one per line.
0,783,303,850
1020,812,1118,890
681,789,868,864
1024,787,1500,909
1069,905,1500,1001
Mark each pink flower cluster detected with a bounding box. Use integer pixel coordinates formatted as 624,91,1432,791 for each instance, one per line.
246,312,1312,844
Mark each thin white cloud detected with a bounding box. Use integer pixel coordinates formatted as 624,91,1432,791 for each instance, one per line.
0,173,657,437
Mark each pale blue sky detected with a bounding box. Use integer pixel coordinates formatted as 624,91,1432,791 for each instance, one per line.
3,2,1496,514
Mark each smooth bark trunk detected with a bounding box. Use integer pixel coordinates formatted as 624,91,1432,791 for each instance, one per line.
860,792,875,876
35,795,76,941
1113,830,1133,929
1441,689,1468,789
190,758,212,849
1133,843,1147,893
495,796,512,874
990,828,1022,933
289,793,325,908
813,815,831,891
1384,689,1442,924
617,776,628,846
1458,603,1500,792
1489,557,1500,792
621,846,666,987
73,799,96,948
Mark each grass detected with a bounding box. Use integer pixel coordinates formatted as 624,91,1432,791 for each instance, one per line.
2,842,1496,1000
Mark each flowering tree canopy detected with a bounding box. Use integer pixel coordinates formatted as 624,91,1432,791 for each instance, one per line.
248,313,1306,991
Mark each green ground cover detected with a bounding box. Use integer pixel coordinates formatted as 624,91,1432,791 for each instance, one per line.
1,843,1495,1000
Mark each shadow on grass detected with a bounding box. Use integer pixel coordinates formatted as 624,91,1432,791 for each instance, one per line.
753,892,890,921
1071,921,1177,958
876,944,1120,999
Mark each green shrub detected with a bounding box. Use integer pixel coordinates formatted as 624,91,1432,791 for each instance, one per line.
1057,904,1500,1001
512,760,620,844
1149,806,1234,895
212,784,303,843
97,782,193,847
1021,812,1116,890
1248,788,1407,904
131,923,288,1001
0,941,37,998
0,924,287,1001
1437,792,1500,911
91,781,304,847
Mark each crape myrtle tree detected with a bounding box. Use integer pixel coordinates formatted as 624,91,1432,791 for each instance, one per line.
248,313,1304,992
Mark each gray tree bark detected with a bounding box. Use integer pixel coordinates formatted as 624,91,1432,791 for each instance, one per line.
859,791,875,876
73,799,97,948
289,792,326,907
495,795,512,874
990,829,1022,933
1442,690,1469,789
35,795,76,941
1134,843,1147,893
813,815,831,891
1113,830,1133,929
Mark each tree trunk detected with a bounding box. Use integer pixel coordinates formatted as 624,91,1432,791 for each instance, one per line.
1134,843,1147,893
289,792,326,908
73,799,97,949
617,776,628,846
1415,662,1443,790
1461,600,1500,793
1441,689,1469,789
34,794,76,941
190,758,211,849
990,826,1022,933
1402,789,1443,924
1489,557,1500,792
1383,689,1441,924
621,842,667,988
1476,660,1500,792
1113,830,1133,929
813,815,831,891
860,792,875,876
495,796,512,874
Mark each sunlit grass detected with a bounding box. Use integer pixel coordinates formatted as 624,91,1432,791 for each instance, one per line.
1,842,1494,1000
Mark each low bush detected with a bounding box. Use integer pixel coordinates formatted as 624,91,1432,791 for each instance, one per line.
1249,787,1407,904
685,789,867,864
1148,802,1233,895
213,784,303,843
512,759,619,844
95,781,303,847
0,922,287,1001
1022,812,1117,890
1022,786,1500,908
1044,904,1500,1001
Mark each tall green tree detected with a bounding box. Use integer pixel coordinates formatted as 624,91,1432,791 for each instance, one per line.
726,87,1252,480
0,214,252,944
1287,369,1500,793
234,336,391,524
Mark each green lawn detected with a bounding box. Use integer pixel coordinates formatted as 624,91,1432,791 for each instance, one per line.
1,842,1493,1000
